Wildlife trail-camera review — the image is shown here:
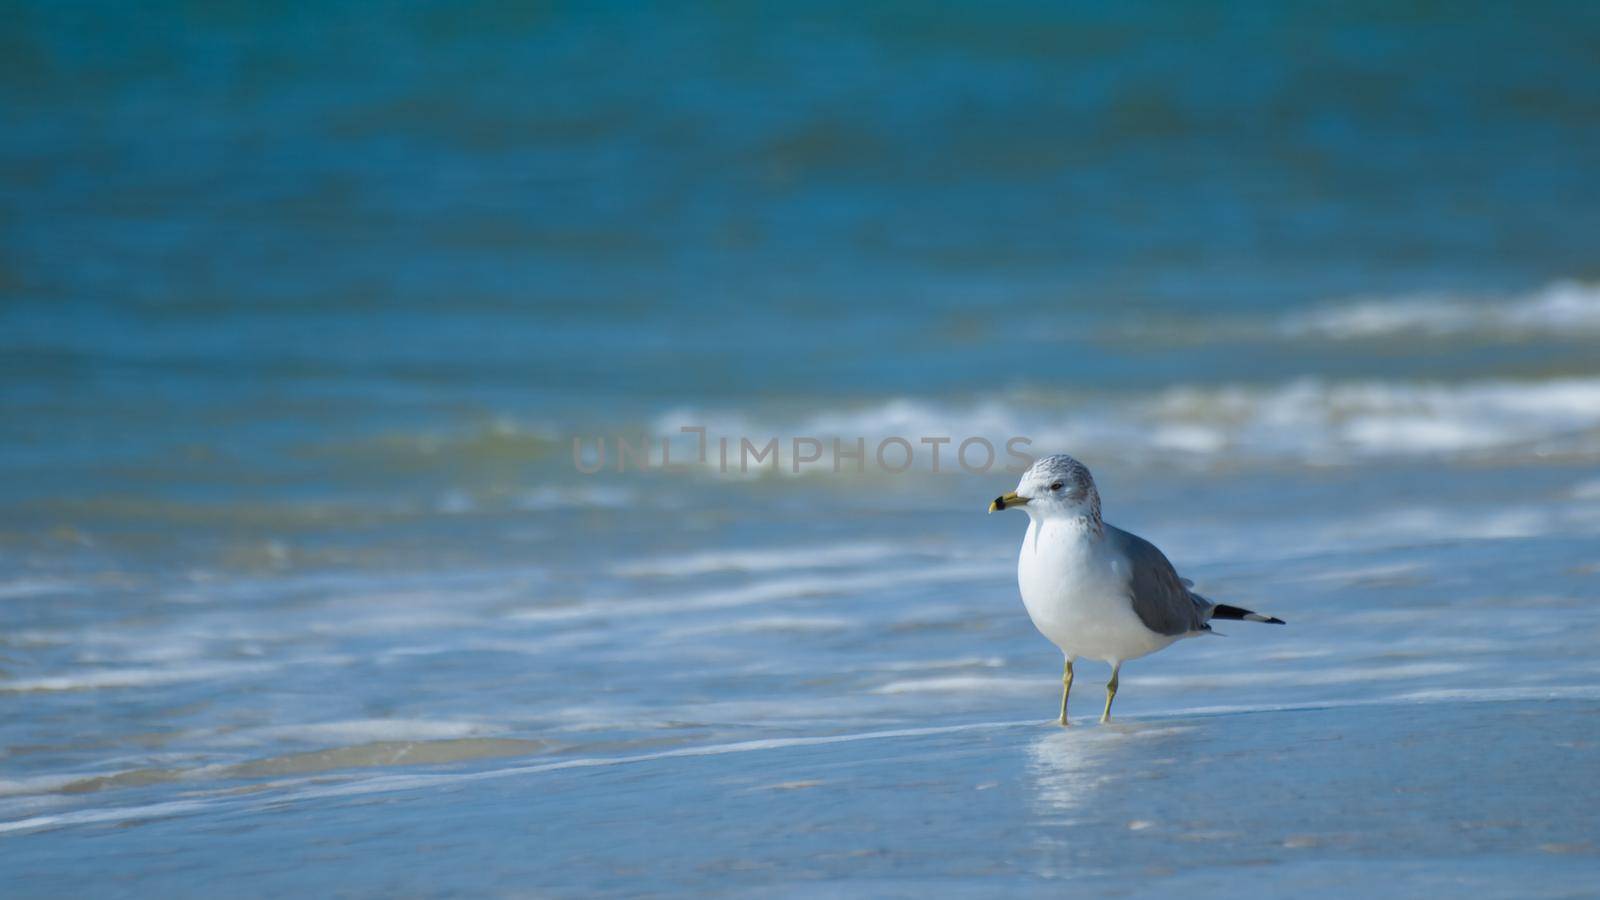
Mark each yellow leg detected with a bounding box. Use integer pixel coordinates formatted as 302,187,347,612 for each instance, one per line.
1100,662,1121,724
1058,659,1074,726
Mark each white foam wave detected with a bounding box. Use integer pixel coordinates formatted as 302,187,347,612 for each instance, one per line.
0,798,217,836
0,662,279,693
871,675,1042,695
876,661,1475,696
0,578,77,600
661,615,856,639
0,773,103,799
508,561,1006,623
871,656,1007,672
1284,280,1600,339
615,542,908,578
1129,661,1470,689
246,719,502,745
656,376,1600,468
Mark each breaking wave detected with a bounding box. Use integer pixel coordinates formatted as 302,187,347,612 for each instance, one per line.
1283,280,1600,340
652,376,1600,469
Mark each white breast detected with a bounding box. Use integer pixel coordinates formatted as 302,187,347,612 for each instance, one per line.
1017,518,1179,663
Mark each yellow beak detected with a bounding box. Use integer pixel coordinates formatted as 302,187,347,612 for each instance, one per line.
988,491,1027,513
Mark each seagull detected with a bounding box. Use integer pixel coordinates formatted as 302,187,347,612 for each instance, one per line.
989,454,1283,725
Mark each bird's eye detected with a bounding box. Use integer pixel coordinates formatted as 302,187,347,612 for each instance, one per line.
1050,481,1064,491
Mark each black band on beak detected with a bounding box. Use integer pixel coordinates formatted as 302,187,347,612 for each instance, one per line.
992,494,1008,510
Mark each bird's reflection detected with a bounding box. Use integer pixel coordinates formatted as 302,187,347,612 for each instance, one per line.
1025,724,1197,822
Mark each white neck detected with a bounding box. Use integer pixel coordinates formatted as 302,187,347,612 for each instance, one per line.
1026,510,1103,536
1026,513,1103,553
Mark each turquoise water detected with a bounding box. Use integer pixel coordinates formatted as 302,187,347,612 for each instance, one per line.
3,2,1600,895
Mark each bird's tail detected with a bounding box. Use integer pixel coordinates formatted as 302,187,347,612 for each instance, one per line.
1209,603,1285,625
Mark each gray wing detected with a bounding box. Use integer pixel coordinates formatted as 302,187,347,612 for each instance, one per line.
1104,524,1211,636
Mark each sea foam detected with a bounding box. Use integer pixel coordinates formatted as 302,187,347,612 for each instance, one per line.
1283,280,1600,339
654,375,1600,469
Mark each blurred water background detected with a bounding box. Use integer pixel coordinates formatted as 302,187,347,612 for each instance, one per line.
3,2,1599,895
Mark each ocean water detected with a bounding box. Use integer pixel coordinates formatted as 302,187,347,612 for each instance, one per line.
3,2,1600,896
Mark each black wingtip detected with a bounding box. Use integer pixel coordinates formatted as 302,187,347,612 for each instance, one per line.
1210,603,1285,625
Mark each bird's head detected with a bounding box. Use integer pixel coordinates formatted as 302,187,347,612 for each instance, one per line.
988,454,1102,524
